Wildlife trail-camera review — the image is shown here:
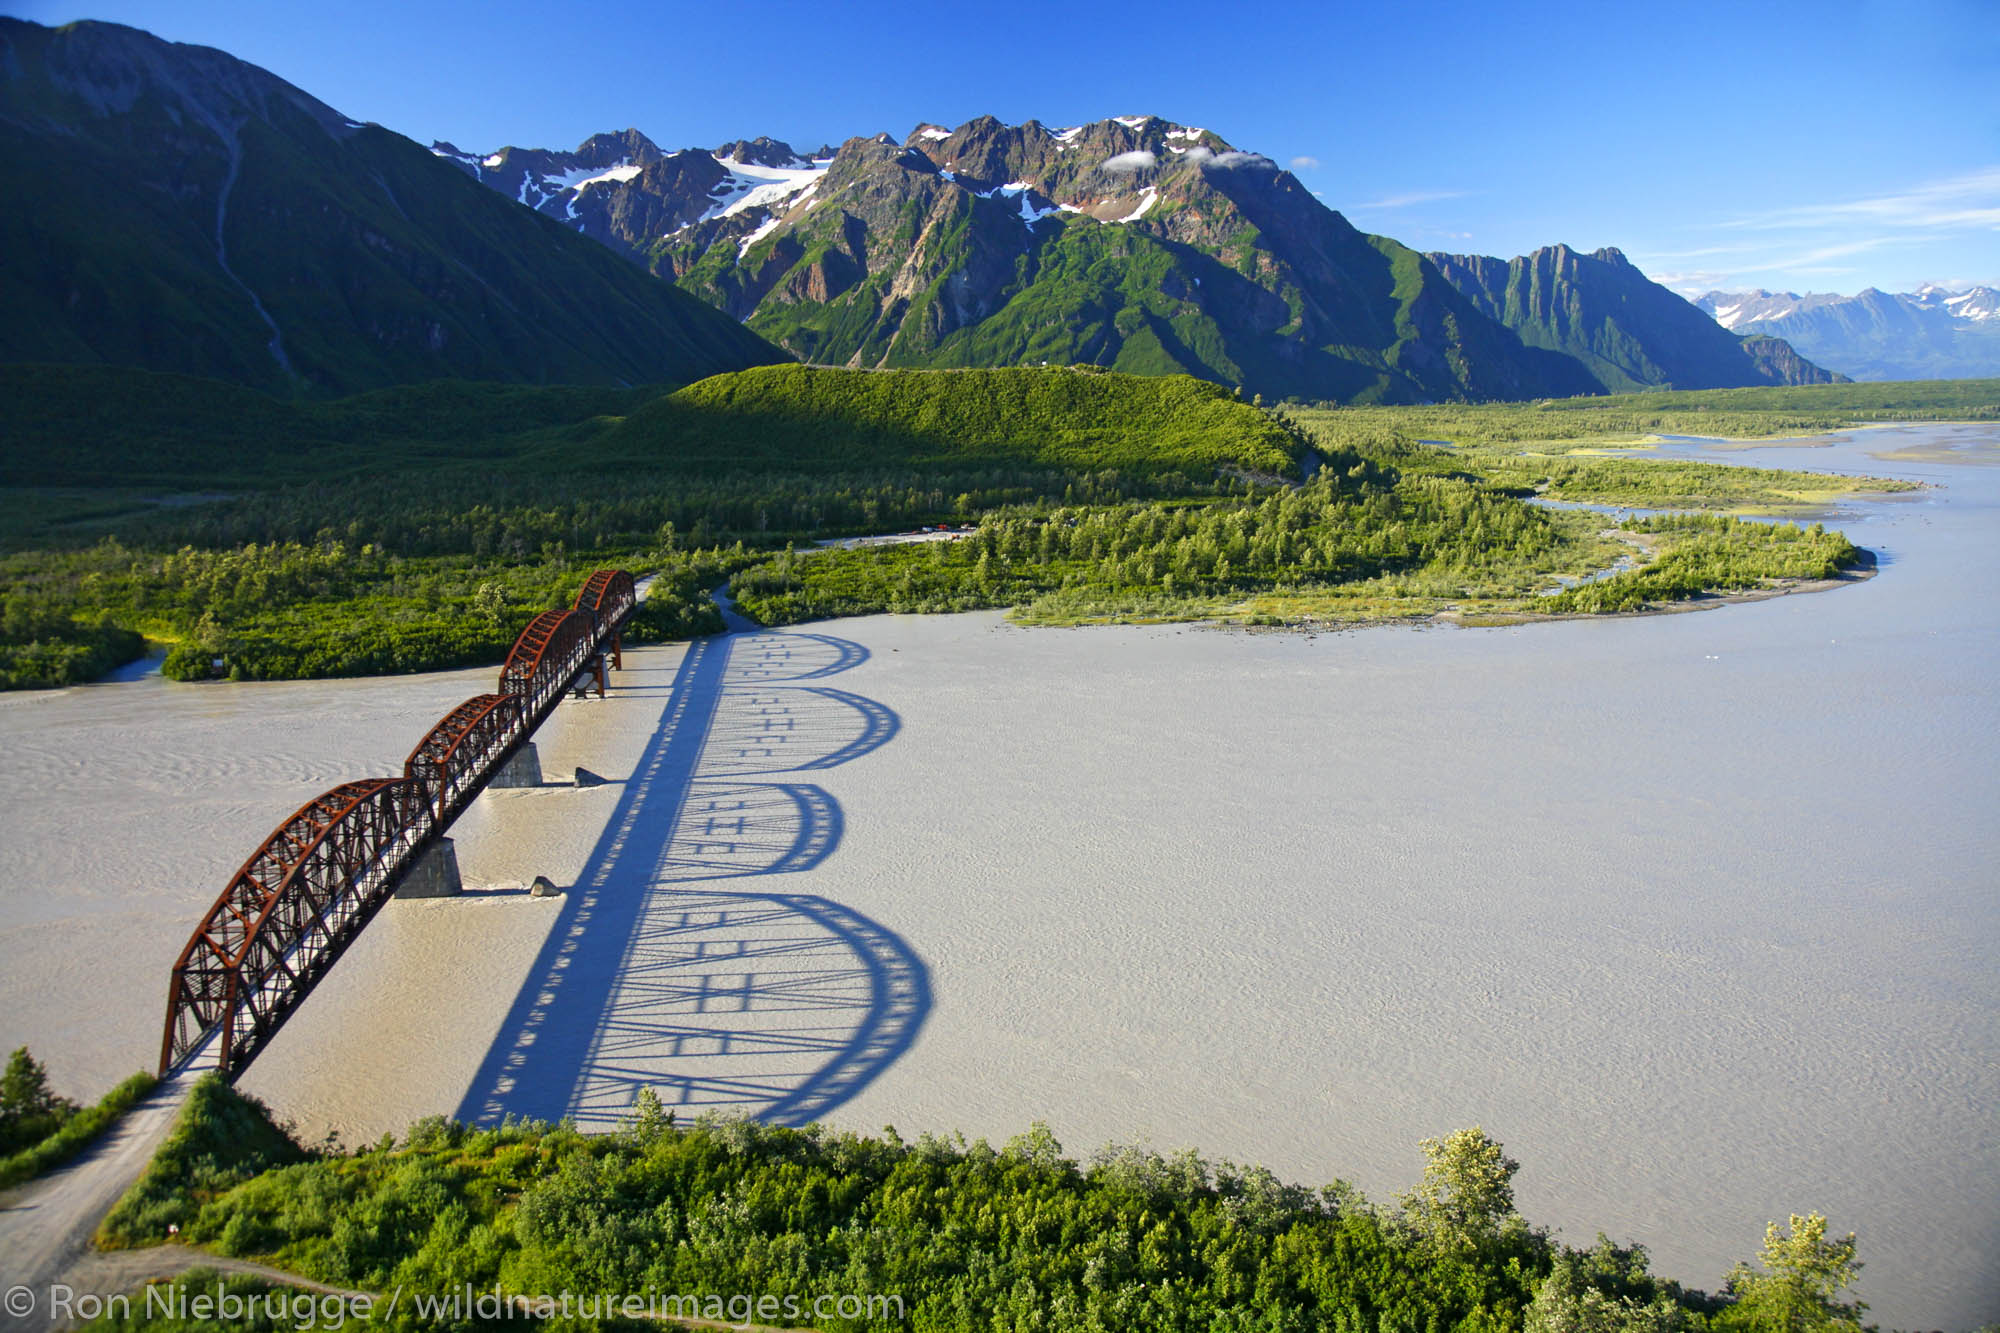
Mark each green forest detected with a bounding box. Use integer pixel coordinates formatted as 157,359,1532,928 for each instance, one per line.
0,366,1972,689
70,1075,1874,1333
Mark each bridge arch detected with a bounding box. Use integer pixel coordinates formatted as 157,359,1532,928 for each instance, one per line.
163,778,426,1075
161,571,638,1076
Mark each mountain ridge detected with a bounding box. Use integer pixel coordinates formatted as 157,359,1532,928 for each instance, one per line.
450,111,1835,402
0,18,1842,406
0,18,787,395
1425,244,1844,391
1694,285,2000,381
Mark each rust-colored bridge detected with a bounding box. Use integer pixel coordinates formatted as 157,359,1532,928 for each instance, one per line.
159,570,638,1078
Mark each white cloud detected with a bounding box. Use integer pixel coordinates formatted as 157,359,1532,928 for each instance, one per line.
1773,237,1896,267
1184,147,1273,171
1628,242,1763,262
1649,270,1736,295
1101,150,1156,173
1351,189,1471,209
1289,155,1320,170
1721,166,2000,232
1641,166,2000,295
1636,236,1898,290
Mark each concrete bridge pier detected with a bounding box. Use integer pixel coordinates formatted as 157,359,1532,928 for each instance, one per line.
395,838,463,899
489,742,543,788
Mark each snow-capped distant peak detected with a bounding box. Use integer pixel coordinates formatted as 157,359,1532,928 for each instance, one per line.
1901,283,2000,321
1944,287,2000,321
1112,114,1154,129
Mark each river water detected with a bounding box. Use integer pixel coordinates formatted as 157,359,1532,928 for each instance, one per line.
0,423,1992,1326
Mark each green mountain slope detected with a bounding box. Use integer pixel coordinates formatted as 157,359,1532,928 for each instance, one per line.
454,116,1604,405
1426,245,1843,390
0,19,787,394
662,118,1602,405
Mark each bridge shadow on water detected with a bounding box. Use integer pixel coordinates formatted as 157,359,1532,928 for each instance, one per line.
455,629,929,1130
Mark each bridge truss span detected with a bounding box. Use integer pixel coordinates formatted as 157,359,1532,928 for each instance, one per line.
500,609,598,724
404,693,525,827
160,570,638,1076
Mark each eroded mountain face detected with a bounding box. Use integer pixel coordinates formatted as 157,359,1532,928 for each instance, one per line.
1427,244,1846,390
440,115,1609,402
441,113,1839,402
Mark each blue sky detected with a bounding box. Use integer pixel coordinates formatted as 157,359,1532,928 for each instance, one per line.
10,0,1998,295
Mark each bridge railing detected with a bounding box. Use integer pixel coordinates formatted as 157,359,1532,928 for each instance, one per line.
160,571,638,1076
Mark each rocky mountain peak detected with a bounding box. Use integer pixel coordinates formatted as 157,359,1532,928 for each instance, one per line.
429,103,1843,399
575,128,661,165
715,136,808,168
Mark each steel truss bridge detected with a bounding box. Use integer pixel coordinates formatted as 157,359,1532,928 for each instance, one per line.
159,570,638,1078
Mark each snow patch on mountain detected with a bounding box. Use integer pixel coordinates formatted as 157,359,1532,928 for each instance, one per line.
975,181,1059,227
738,212,784,257
571,163,643,189
1117,186,1158,223
702,157,829,222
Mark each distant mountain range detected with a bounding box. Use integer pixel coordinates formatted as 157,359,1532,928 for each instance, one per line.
0,19,783,394
439,116,1838,402
1693,286,2000,382
0,18,1838,404
1427,244,1840,392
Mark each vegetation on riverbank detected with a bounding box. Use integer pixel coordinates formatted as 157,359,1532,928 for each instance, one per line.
79,1078,1875,1333
2,366,1980,688
0,1049,156,1191
1285,416,1921,514
1542,517,1860,614
732,472,1870,631
733,463,1612,626
99,1078,306,1249
0,365,1288,686
1283,377,2000,453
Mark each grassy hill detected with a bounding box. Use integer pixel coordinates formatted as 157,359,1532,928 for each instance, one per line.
586,364,1301,475
1,362,1296,497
